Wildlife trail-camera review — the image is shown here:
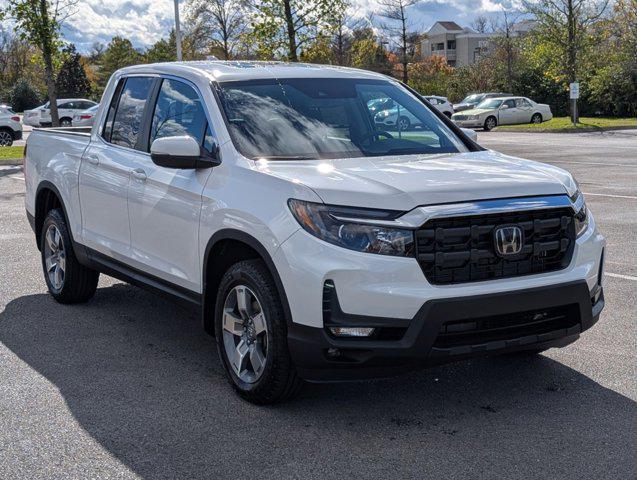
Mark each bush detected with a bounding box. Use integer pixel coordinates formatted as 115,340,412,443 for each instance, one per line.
8,80,41,112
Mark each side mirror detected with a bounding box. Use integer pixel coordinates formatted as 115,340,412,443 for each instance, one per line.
500,104,509,110
150,135,220,169
461,128,478,142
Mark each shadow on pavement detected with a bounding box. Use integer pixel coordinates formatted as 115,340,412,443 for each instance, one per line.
1,284,635,479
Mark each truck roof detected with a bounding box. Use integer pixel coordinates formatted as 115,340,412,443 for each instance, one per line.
117,61,390,83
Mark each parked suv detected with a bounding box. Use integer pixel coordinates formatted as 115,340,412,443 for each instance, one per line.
0,106,22,146
24,62,605,404
23,99,97,127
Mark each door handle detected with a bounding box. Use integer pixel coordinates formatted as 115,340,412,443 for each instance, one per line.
131,168,147,181
86,155,100,166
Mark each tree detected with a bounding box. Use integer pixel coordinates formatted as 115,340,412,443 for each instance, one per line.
491,9,522,93
249,0,346,61
330,7,367,66
376,0,420,82
524,0,610,120
99,36,142,84
9,79,41,111
408,55,453,96
2,0,78,126
471,14,490,33
56,44,91,97
350,37,392,74
187,0,248,60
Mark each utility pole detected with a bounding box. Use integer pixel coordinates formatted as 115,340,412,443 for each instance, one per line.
174,0,183,61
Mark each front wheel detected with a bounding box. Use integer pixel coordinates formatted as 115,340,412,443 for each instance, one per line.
531,113,543,124
214,259,304,404
41,209,99,303
484,116,497,131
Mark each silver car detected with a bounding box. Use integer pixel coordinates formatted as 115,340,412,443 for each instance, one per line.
452,96,553,131
72,104,99,127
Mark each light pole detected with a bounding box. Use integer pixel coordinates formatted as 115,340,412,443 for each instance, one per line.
173,0,183,61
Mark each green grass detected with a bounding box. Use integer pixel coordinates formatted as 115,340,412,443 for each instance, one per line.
0,146,24,160
496,117,637,132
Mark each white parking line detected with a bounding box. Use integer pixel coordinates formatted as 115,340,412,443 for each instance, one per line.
605,272,637,282
583,192,637,200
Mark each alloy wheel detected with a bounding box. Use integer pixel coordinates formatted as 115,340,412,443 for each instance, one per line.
0,131,13,146
222,285,269,383
44,224,66,290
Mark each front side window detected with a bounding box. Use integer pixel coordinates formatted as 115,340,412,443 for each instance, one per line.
109,77,154,149
477,99,503,109
504,99,517,109
150,78,212,151
216,78,467,160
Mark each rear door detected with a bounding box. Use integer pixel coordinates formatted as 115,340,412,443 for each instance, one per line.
79,76,157,261
126,77,216,292
516,98,534,123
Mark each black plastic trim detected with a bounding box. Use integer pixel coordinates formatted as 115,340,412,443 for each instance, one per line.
289,281,603,382
202,229,293,334
82,246,202,307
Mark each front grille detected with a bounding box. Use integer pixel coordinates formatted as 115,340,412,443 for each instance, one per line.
416,207,575,285
434,304,579,348
454,115,468,121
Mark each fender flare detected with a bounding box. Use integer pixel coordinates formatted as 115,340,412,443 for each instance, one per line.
201,229,293,334
34,180,89,263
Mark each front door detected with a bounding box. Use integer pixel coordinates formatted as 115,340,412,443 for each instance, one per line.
79,76,156,261
127,77,216,292
498,99,519,125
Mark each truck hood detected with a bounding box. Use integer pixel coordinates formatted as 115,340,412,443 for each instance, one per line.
255,150,576,211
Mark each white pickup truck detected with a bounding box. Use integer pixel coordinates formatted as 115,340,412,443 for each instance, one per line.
25,62,605,404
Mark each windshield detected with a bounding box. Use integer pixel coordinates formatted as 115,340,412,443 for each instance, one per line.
215,78,467,160
460,94,484,104
476,99,503,109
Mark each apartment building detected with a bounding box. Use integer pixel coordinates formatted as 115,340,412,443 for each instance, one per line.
421,21,493,67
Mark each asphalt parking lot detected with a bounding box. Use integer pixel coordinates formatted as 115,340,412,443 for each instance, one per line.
0,130,635,479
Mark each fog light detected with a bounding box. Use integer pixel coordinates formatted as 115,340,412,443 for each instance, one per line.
328,327,375,337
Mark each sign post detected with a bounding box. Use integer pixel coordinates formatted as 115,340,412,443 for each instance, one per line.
569,82,580,125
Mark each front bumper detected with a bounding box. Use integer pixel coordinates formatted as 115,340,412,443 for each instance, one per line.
454,119,484,128
289,281,604,381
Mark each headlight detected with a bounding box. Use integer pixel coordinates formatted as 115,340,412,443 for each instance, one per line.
288,199,414,256
467,115,478,120
571,190,589,237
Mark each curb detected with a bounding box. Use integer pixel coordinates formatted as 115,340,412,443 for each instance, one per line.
0,158,23,166
495,125,637,134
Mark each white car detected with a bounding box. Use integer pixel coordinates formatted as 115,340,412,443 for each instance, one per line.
23,98,97,127
0,106,23,146
72,104,99,127
423,95,454,118
453,96,553,131
24,62,604,404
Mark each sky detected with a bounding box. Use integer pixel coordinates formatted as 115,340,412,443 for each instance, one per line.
2,0,522,53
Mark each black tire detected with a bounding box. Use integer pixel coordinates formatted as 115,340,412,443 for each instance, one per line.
60,118,72,127
214,259,304,404
0,129,13,147
484,116,497,131
40,209,99,303
531,113,543,124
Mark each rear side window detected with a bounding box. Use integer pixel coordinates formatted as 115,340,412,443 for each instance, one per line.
150,78,212,151
108,77,154,150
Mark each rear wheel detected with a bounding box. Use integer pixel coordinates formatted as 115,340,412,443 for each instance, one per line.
41,209,99,303
215,259,303,404
0,129,13,147
60,118,72,127
531,113,543,124
484,116,497,131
